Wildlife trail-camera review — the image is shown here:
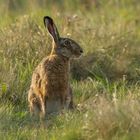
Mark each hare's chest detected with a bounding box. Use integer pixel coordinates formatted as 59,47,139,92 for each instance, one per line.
45,75,69,98
47,74,69,89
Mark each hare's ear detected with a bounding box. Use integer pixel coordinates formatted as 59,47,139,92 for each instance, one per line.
44,16,60,45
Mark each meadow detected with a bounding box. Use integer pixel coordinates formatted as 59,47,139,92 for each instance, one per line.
0,0,140,139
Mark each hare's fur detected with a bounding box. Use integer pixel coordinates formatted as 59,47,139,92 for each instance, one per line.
28,16,83,119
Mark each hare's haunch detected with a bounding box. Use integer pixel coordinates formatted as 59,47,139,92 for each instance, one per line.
28,16,83,119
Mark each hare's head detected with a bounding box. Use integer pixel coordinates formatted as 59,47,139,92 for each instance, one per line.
44,16,83,58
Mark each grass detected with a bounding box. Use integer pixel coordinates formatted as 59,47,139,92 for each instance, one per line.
0,0,140,139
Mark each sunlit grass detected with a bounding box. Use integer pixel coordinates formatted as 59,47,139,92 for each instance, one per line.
0,0,140,139
0,80,140,139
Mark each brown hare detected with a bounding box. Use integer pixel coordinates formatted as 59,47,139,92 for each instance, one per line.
28,16,83,120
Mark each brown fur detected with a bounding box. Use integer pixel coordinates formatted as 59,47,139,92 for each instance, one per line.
28,16,83,119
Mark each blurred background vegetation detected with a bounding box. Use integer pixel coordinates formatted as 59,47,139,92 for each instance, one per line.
0,0,140,140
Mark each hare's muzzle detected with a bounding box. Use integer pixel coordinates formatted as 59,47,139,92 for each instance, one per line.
74,48,83,58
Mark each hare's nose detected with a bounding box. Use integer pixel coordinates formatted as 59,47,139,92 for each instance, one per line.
80,49,83,53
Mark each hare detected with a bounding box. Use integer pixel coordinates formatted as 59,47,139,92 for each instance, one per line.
28,16,83,120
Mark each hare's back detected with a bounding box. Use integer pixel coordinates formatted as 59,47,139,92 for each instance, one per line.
31,55,69,97
30,57,49,88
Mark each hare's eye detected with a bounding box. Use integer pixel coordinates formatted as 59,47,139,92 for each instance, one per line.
65,40,70,46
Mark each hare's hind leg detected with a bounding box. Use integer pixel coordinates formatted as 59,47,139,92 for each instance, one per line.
39,96,47,121
28,89,41,118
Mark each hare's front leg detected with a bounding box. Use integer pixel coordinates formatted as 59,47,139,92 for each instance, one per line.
60,95,66,110
66,86,75,109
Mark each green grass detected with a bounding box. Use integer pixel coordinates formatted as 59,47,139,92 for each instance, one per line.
0,0,140,139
